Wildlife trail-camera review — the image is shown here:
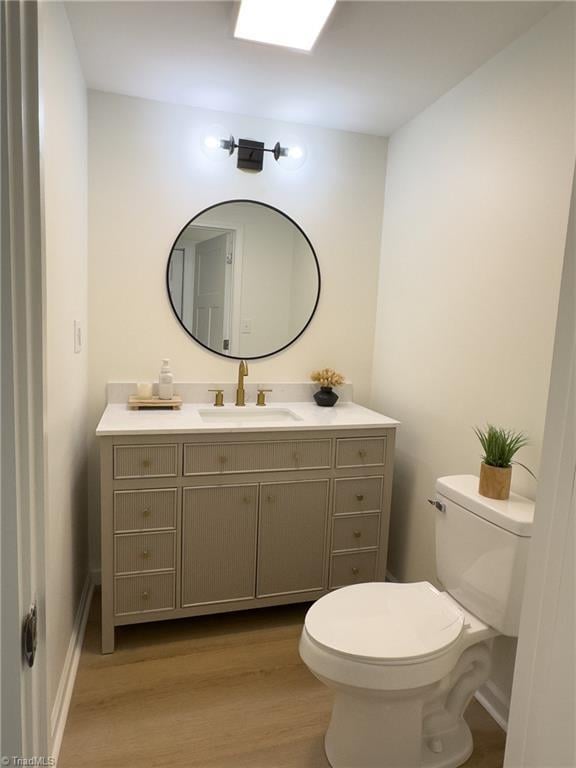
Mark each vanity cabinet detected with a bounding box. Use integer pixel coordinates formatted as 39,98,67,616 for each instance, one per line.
99,427,395,653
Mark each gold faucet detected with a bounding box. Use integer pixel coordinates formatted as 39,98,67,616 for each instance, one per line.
235,360,249,406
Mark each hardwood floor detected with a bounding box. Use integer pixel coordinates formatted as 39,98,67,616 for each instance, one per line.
58,591,506,768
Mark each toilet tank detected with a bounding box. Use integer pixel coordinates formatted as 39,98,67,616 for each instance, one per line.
434,475,534,636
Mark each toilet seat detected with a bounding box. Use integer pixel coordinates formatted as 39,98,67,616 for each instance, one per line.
304,581,465,664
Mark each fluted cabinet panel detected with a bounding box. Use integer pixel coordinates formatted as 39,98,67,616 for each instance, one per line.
257,480,329,597
182,484,258,606
334,477,383,515
115,573,175,615
115,531,176,574
336,437,386,468
183,439,331,475
114,489,177,532
114,444,178,479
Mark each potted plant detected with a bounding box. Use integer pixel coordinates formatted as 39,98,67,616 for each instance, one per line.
474,424,534,500
311,368,344,407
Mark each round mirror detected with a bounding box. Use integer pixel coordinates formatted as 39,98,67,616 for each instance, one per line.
167,200,320,359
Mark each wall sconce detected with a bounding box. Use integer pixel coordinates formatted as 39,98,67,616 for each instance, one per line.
202,127,306,172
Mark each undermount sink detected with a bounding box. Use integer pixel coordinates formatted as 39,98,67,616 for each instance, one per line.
198,407,302,424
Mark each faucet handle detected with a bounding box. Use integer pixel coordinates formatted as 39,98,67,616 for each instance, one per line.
208,389,225,407
256,389,272,407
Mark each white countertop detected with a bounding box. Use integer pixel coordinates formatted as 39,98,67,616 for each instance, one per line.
96,401,400,436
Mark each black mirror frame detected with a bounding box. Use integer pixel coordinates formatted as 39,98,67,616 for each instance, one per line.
166,199,321,361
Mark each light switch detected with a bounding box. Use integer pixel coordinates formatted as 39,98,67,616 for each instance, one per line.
240,318,252,334
74,320,82,353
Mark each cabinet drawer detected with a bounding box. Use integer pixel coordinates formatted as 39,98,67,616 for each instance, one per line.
335,437,386,468
115,572,175,615
114,444,178,479
334,477,383,515
330,551,378,589
114,531,176,575
332,513,380,552
114,489,177,532
183,439,331,476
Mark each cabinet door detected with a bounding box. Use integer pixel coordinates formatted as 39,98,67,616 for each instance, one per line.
257,480,329,598
182,484,258,607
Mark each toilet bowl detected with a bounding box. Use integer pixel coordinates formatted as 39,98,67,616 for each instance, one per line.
300,582,496,768
299,475,534,768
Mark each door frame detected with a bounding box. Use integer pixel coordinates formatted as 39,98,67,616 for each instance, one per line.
504,169,576,766
189,221,244,356
167,221,244,357
1,0,49,760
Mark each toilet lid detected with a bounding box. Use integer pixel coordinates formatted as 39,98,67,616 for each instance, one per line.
305,582,465,663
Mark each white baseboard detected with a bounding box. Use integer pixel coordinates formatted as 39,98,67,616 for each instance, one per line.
385,570,398,582
475,680,509,732
50,574,94,763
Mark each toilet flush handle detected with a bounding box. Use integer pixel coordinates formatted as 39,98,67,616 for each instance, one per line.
428,498,446,513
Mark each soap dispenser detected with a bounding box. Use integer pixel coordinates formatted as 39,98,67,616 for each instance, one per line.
158,359,174,400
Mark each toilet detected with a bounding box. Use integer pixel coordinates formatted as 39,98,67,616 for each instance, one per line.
299,475,534,768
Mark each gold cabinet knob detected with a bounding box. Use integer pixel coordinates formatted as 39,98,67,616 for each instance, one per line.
141,549,151,559
357,449,367,459
267,495,275,503
351,567,360,576
293,452,300,462
218,455,228,464
142,459,151,468
353,530,362,538
141,591,150,600
242,496,251,504
356,494,364,502
142,508,151,518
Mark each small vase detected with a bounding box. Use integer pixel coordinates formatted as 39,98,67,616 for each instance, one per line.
314,386,339,407
478,463,512,500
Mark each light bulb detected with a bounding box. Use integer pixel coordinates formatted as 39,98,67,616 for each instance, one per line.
201,124,234,161
276,135,307,171
204,135,220,150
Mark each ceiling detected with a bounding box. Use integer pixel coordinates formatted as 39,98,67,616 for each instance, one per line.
66,1,554,136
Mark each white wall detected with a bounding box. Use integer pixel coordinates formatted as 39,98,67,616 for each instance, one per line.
39,0,89,743
88,92,387,571
371,5,575,722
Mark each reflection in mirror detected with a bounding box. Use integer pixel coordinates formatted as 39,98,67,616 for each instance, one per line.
167,201,320,359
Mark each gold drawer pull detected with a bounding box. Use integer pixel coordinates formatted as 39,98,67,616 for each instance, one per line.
142,459,151,468
142,508,151,518
243,496,251,504
141,549,151,559
353,530,362,538
218,455,228,464
358,449,367,459
356,494,364,501
351,567,360,576
141,591,150,600
293,452,300,461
